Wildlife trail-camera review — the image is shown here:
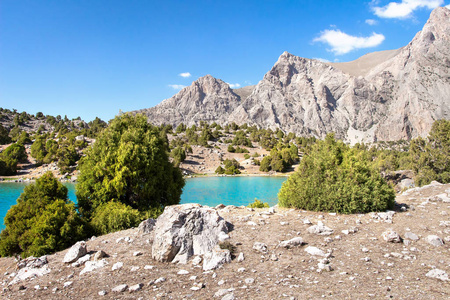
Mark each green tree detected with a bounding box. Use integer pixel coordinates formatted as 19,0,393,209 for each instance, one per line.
170,146,187,167
0,172,87,257
0,124,11,145
76,113,185,219
90,202,142,235
409,120,450,186
278,134,395,214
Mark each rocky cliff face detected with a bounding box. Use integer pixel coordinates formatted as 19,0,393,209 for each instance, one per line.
137,7,450,142
136,75,242,127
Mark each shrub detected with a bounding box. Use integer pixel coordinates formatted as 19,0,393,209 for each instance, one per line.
215,166,225,174
244,154,250,159
76,113,185,219
90,202,143,235
247,198,269,208
0,172,87,257
278,134,395,214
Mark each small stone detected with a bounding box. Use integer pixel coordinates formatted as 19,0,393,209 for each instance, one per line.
425,269,449,281
222,294,235,300
237,252,245,262
189,275,197,280
63,281,73,288
94,250,107,261
425,235,444,247
278,237,304,248
404,232,419,241
270,254,278,261
361,248,369,253
192,256,203,265
382,229,402,243
238,267,246,273
131,266,140,272
129,283,143,292
112,284,128,293
280,221,289,226
154,277,166,284
177,270,189,275
144,265,154,270
303,219,312,225
253,242,268,253
112,262,123,271
63,241,87,264
245,278,255,284
133,251,143,257
305,246,328,257
98,290,107,296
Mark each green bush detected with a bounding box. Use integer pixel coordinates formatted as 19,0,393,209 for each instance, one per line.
278,134,395,214
76,113,185,219
90,202,143,235
247,198,269,208
0,172,87,257
409,120,450,186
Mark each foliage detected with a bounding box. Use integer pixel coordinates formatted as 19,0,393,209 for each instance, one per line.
76,113,185,219
0,172,87,257
222,158,241,175
215,166,225,174
90,202,143,235
0,143,27,175
278,134,395,214
170,146,187,167
259,143,298,173
0,124,11,145
409,120,450,186
247,198,269,208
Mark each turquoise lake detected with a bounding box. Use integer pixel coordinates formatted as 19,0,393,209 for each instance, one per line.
0,176,287,230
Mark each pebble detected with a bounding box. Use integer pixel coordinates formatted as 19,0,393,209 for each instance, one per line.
133,251,143,257
425,235,444,247
98,290,107,296
177,270,189,275
237,252,245,262
129,283,143,292
63,281,73,288
112,284,128,293
112,262,123,271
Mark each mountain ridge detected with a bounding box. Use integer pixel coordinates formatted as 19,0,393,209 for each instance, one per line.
136,7,450,143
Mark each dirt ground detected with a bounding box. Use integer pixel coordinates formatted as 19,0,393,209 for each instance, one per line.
0,182,449,299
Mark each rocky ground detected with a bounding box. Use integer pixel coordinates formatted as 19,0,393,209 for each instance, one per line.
0,182,449,300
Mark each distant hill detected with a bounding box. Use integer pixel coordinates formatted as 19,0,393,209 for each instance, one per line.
136,7,450,143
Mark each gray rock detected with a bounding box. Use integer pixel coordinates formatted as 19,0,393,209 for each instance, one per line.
304,246,328,257
252,242,268,253
382,229,402,243
237,252,245,262
278,237,304,248
17,256,48,269
426,269,449,281
425,235,444,247
404,232,419,241
112,262,123,271
138,218,156,234
203,245,231,271
307,223,334,235
94,250,107,261
98,290,107,296
80,259,108,275
112,284,128,293
129,283,143,292
152,204,230,263
63,241,87,263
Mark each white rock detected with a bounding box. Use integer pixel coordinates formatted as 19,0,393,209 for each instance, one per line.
307,224,334,235
382,229,402,243
112,262,123,271
63,281,73,288
177,269,189,275
152,204,230,263
426,235,444,247
80,259,108,275
425,269,449,281
245,278,255,284
252,242,268,253
129,283,143,292
304,246,328,257
237,252,245,262
278,237,304,249
203,245,231,271
112,284,128,293
63,241,87,264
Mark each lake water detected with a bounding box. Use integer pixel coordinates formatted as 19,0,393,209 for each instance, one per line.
0,176,286,230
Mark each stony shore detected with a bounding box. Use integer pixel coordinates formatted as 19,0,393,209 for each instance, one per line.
0,182,449,299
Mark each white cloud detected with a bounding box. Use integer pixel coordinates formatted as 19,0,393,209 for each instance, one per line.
365,19,378,25
226,83,241,88
372,0,443,19
313,57,331,63
313,29,385,55
179,72,191,78
446,4,450,8
168,84,186,90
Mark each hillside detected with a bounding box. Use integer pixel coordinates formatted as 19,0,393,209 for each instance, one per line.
137,7,450,143
0,182,448,299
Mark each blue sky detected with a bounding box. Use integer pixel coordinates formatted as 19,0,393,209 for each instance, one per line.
1,0,449,122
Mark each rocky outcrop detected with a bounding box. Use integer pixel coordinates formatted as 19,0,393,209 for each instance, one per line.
136,75,242,127
136,7,450,143
151,204,230,264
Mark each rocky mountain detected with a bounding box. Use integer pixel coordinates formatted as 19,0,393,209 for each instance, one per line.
137,7,450,142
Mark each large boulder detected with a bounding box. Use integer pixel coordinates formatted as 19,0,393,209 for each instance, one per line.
63,241,87,264
151,204,230,263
